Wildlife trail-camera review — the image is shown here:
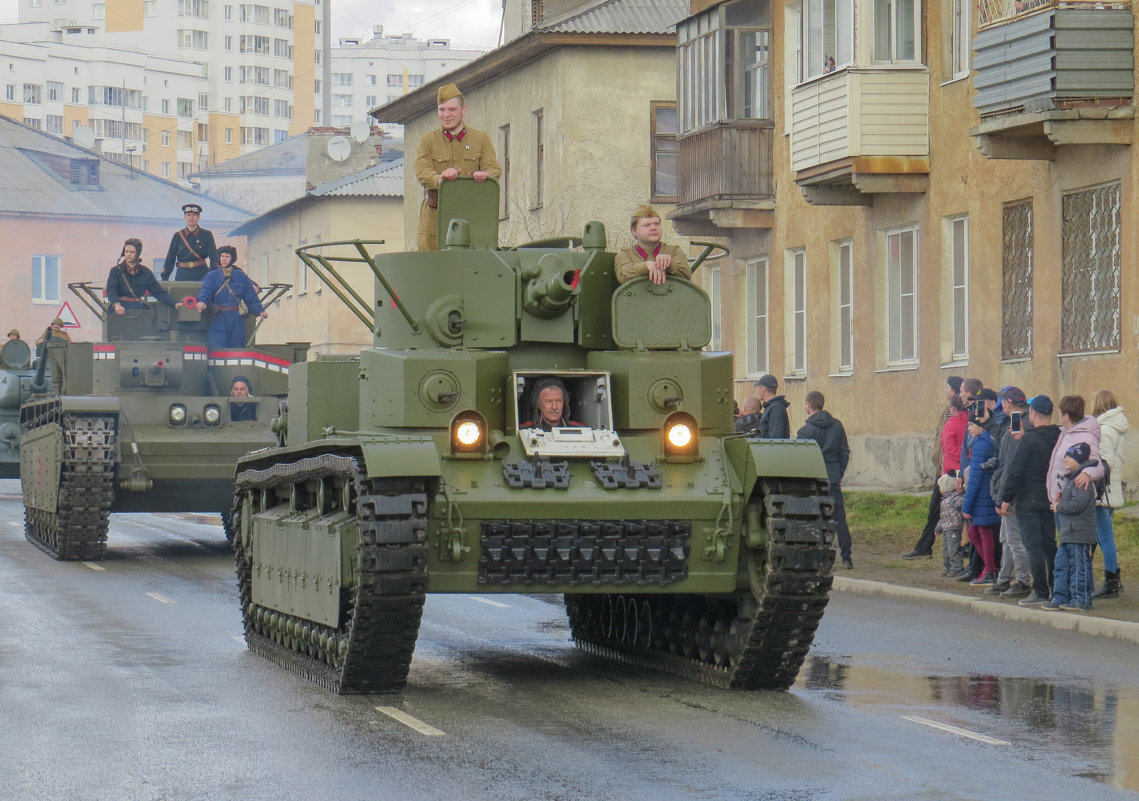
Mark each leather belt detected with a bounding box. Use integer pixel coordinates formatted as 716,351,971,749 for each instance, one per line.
178,259,206,267
213,305,239,312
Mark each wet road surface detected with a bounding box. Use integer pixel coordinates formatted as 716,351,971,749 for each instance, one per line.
1,495,1137,800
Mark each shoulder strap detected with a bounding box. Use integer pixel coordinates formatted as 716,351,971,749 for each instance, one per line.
177,229,203,261
213,276,233,301
117,266,140,299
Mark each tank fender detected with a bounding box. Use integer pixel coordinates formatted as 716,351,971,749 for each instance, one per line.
57,396,121,414
723,436,827,500
359,434,442,479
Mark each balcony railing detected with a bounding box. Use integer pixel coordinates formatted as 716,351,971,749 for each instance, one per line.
676,121,773,207
978,0,1130,30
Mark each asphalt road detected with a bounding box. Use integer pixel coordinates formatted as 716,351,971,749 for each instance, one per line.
2,498,1138,801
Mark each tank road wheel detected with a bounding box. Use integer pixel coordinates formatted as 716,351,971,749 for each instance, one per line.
233,453,429,694
563,478,834,690
22,400,118,561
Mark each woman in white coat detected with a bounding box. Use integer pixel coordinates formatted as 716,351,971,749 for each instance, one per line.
1092,389,1128,598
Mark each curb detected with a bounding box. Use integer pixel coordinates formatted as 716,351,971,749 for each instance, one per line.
832,576,1139,645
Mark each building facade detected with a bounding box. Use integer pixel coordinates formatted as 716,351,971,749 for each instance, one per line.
672,0,1137,492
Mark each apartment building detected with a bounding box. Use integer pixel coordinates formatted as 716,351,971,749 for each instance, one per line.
671,0,1137,490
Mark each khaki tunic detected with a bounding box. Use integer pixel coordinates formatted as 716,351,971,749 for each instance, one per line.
414,127,501,251
614,243,692,284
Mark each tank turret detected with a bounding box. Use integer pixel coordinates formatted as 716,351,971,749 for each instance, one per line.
233,179,834,694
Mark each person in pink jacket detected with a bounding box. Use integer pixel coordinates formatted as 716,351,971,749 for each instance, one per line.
1047,395,1104,505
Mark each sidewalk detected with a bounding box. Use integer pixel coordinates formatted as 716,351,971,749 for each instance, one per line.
834,545,1139,645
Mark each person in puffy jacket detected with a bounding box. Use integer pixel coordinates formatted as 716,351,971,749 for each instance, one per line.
1046,395,1104,504
1047,442,1099,611
1092,390,1128,598
962,419,1000,584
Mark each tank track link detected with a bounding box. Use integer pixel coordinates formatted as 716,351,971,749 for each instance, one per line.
565,478,835,690
22,399,118,561
233,452,428,694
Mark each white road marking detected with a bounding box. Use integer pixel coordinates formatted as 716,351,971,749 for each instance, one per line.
467,595,511,608
902,716,1010,745
7,521,20,526
375,706,445,737
83,562,106,571
231,635,246,644
146,592,175,605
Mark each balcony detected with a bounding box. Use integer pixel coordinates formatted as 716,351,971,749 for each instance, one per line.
971,1,1134,159
789,67,930,206
669,121,774,235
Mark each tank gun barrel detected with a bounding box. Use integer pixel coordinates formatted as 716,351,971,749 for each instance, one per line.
31,329,53,392
522,259,579,319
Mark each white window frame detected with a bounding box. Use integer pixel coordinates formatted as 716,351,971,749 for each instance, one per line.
835,240,853,372
708,265,722,351
949,0,970,80
802,0,853,81
885,225,919,365
32,254,61,303
873,0,921,64
949,215,969,361
787,248,807,375
746,257,769,376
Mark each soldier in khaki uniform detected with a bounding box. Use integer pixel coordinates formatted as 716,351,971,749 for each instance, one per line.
614,204,691,285
414,82,501,251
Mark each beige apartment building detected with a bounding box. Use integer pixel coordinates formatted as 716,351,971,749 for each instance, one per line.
671,0,1136,491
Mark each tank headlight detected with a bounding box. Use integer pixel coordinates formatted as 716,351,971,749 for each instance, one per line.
450,410,488,456
204,404,221,425
662,411,699,461
169,404,187,425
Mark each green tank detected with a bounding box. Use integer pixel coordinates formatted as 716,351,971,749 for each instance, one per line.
0,338,40,477
232,179,835,693
19,280,306,560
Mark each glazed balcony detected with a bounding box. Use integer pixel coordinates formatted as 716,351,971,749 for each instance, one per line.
789,67,930,206
670,121,774,234
972,1,1134,159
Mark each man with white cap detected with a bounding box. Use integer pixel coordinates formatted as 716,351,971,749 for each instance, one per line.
413,82,501,251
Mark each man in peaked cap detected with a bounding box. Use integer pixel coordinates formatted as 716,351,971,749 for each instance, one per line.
413,82,501,251
162,202,219,281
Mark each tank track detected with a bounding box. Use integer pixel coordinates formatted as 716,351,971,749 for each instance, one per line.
565,478,835,690
233,452,428,694
22,399,118,561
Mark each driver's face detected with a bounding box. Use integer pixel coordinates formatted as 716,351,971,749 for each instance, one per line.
537,387,564,425
230,381,250,398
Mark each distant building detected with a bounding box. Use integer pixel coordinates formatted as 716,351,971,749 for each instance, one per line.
229,160,405,356
0,114,249,339
373,0,687,251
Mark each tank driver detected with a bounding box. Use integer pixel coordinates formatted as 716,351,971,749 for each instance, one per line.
107,238,180,315
162,203,219,281
520,378,584,431
413,82,501,251
614,204,692,285
195,246,267,349
229,374,257,422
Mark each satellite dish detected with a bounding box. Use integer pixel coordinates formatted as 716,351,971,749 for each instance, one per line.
349,121,371,143
326,135,351,162
73,126,96,150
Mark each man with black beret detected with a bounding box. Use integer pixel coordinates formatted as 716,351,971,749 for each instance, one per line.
162,202,219,281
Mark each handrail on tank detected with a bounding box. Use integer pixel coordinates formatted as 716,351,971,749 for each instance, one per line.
689,242,730,273
69,281,110,322
295,240,420,334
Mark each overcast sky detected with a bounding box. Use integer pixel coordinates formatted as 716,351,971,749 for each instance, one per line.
0,0,505,51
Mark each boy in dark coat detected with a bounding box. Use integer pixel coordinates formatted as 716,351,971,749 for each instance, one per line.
1046,442,1098,611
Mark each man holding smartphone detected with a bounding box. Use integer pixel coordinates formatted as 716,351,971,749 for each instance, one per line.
988,387,1034,598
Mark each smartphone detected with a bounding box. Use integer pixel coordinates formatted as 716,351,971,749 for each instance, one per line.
1010,411,1022,432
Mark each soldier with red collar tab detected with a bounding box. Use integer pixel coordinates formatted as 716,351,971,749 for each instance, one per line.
413,82,501,251
614,204,691,285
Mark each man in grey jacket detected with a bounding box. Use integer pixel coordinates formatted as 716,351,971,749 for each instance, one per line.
988,387,1033,598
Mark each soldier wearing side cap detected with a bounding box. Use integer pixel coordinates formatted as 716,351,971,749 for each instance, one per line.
162,202,219,281
414,82,501,251
35,317,72,346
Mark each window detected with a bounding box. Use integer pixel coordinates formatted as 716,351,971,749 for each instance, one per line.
162,162,170,178
885,226,918,364
947,0,970,79
1001,201,1033,360
198,92,208,111
499,124,510,219
46,115,63,134
178,29,209,49
240,35,270,55
240,96,270,115
274,69,291,88
274,129,288,143
240,3,269,23
407,74,425,87
92,2,104,17
162,131,170,147
746,258,769,375
708,266,722,351
1061,183,1121,353
650,102,677,201
332,73,353,87
834,240,853,371
801,0,853,81
273,7,290,26
533,109,544,208
874,0,919,63
241,126,269,145
177,130,192,148
386,74,402,87
71,87,81,103
32,255,61,303
788,248,807,374
179,0,209,18
333,93,352,107
364,95,376,107
89,86,142,108
240,66,270,85
224,34,232,51
948,216,968,360
177,97,193,117
23,117,41,130
225,4,231,19
144,0,156,15
24,84,42,104
274,38,291,57
46,80,64,101
274,99,291,118
162,98,171,115
677,0,771,132
224,127,232,143
4,85,13,101
367,74,376,86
